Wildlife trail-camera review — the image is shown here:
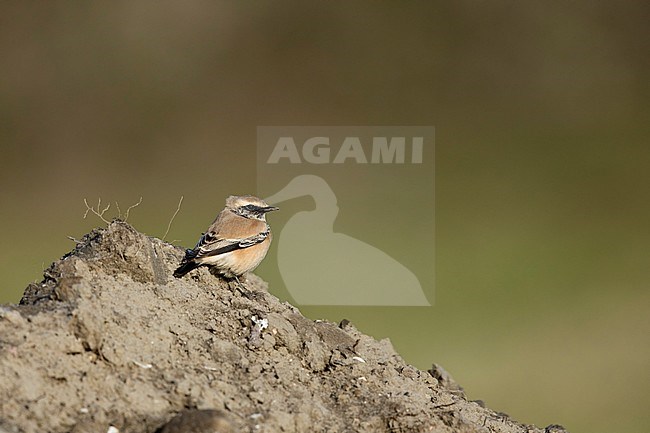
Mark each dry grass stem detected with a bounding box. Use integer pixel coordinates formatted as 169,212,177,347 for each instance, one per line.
163,196,184,242
124,197,143,221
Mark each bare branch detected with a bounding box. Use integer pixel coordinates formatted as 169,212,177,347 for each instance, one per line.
101,201,111,216
115,201,122,219
83,198,111,224
163,196,184,242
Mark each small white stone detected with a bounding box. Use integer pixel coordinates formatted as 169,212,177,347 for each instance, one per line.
132,360,153,369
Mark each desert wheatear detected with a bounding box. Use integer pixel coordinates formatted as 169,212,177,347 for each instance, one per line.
173,195,278,281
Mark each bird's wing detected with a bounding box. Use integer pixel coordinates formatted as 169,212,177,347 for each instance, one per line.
187,210,270,260
193,230,269,258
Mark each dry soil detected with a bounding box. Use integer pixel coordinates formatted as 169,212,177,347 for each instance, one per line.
0,221,566,433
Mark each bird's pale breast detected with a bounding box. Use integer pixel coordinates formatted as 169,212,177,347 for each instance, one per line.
229,234,272,275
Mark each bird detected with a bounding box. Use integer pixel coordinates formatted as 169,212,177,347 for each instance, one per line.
173,195,279,282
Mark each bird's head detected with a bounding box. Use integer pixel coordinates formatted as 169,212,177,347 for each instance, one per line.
226,195,279,221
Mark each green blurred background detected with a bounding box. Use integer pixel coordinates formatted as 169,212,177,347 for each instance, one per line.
1,2,648,432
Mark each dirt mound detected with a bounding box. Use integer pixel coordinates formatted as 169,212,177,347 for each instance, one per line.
0,221,564,433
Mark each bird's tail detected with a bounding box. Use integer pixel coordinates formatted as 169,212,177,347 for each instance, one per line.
173,260,199,278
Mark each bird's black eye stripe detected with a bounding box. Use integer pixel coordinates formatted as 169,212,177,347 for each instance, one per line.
242,204,257,211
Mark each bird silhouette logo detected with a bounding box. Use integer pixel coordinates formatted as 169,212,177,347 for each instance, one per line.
265,175,430,306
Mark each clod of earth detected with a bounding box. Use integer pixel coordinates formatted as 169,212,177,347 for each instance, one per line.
0,221,567,433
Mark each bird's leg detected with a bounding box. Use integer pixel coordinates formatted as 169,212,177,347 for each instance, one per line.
230,275,252,298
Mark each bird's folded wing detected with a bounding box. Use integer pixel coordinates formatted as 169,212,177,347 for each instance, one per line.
194,230,269,258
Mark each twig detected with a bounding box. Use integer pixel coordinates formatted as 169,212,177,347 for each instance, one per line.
100,198,110,216
124,197,143,222
115,201,122,219
162,195,184,242
83,198,111,224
